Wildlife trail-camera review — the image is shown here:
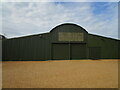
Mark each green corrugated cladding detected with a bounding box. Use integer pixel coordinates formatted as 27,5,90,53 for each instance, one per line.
88,34,119,59
0,39,2,61
3,33,51,61
50,24,88,60
50,24,88,43
2,23,120,61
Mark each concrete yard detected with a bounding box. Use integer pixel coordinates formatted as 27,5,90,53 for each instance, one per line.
2,60,119,88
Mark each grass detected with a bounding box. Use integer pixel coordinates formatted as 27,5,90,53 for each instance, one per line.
2,59,118,88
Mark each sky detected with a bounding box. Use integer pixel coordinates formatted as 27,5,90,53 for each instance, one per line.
1,1,119,39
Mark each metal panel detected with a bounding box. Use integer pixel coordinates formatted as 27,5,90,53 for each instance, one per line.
2,33,51,61
88,34,119,59
71,44,86,59
51,23,88,43
52,44,69,60
59,32,84,41
2,23,120,61
89,47,101,59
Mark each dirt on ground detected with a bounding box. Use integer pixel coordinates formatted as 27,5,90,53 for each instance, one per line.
2,59,119,88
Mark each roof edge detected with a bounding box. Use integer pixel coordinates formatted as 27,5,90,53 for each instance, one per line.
89,33,119,41
50,23,88,33
6,32,49,40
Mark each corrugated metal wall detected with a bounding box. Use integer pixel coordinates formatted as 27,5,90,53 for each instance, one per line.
88,34,119,59
2,23,120,61
50,24,88,60
3,33,51,61
50,24,88,43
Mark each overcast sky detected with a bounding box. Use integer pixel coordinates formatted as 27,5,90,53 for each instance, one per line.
1,1,119,39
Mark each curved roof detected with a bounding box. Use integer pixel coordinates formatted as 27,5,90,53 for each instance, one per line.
50,23,88,33
0,35,6,39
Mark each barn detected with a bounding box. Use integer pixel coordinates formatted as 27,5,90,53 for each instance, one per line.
2,23,120,61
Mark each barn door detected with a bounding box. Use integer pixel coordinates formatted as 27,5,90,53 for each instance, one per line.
71,44,86,59
89,47,101,59
52,44,69,60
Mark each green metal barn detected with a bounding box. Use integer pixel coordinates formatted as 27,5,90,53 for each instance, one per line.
2,23,120,61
